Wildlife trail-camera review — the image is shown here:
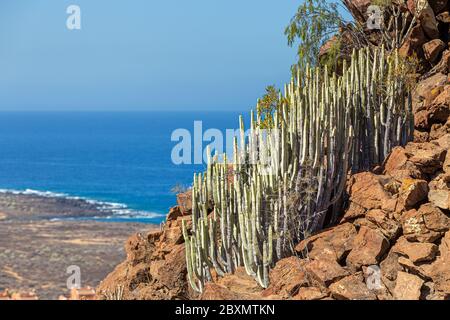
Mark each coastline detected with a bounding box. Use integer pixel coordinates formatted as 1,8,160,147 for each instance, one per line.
0,191,159,299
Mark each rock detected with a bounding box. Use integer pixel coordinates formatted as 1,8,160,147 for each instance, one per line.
201,267,265,300
348,172,392,210
392,237,438,263
295,223,357,262
125,233,156,267
398,256,432,279
423,39,446,63
415,73,448,107
399,23,427,58
380,251,403,293
346,226,390,270
444,150,450,173
429,0,448,13
399,178,429,208
393,272,425,300
342,0,372,24
421,281,450,300
365,209,401,240
304,259,349,287
415,0,440,39
434,49,450,74
422,231,450,293
263,257,308,298
435,132,450,149
436,11,450,23
383,147,424,181
404,142,446,174
200,283,254,300
293,287,328,300
401,203,450,242
167,206,183,221
176,191,192,215
341,202,366,222
329,273,377,300
428,189,450,209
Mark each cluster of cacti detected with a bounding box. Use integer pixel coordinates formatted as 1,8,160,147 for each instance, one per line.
183,46,413,292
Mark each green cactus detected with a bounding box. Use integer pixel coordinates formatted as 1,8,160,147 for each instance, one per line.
182,47,413,293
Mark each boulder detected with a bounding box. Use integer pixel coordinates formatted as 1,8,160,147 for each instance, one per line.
304,259,349,287
392,236,438,263
329,273,377,300
348,172,392,210
293,287,328,300
365,209,401,240
346,226,390,270
176,191,192,215
295,223,357,262
398,178,429,208
383,147,424,181
423,39,446,63
399,23,427,58
401,203,450,242
415,0,440,39
428,189,450,209
342,0,372,24
263,257,308,298
393,271,425,300
404,142,446,174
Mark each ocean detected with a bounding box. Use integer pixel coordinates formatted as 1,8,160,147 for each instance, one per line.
0,111,244,224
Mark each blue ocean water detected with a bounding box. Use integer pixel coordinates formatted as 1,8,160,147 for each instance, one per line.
0,111,244,224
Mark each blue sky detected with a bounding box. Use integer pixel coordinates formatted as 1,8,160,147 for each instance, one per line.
0,0,300,111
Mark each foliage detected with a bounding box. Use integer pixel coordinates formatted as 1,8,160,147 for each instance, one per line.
256,85,281,129
285,0,345,73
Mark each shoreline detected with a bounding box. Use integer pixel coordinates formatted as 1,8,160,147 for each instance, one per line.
0,192,159,299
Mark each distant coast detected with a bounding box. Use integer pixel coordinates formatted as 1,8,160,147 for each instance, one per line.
0,191,158,299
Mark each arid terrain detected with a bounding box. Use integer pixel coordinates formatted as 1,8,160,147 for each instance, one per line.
0,193,156,299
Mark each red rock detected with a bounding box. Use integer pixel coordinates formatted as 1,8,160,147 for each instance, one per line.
346,226,390,270
398,178,429,209
383,148,425,181
176,191,192,215
304,259,349,287
293,287,328,300
404,142,446,174
392,236,438,263
414,73,448,107
393,272,424,300
365,209,401,240
166,206,183,221
428,189,450,209
423,39,446,63
380,251,403,293
415,0,440,39
401,203,450,242
329,273,377,300
200,283,255,300
295,223,357,262
264,257,308,298
348,172,392,210
399,24,427,58
341,202,366,222
434,50,450,74
437,11,450,22
342,0,372,24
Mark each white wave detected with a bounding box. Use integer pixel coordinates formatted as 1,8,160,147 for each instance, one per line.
0,188,165,219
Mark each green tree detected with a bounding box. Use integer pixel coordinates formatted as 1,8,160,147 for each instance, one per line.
257,85,281,129
285,0,346,73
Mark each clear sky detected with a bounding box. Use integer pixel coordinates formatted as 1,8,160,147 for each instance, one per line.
0,0,299,111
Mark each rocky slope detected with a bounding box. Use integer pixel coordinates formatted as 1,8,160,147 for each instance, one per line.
96,0,450,300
